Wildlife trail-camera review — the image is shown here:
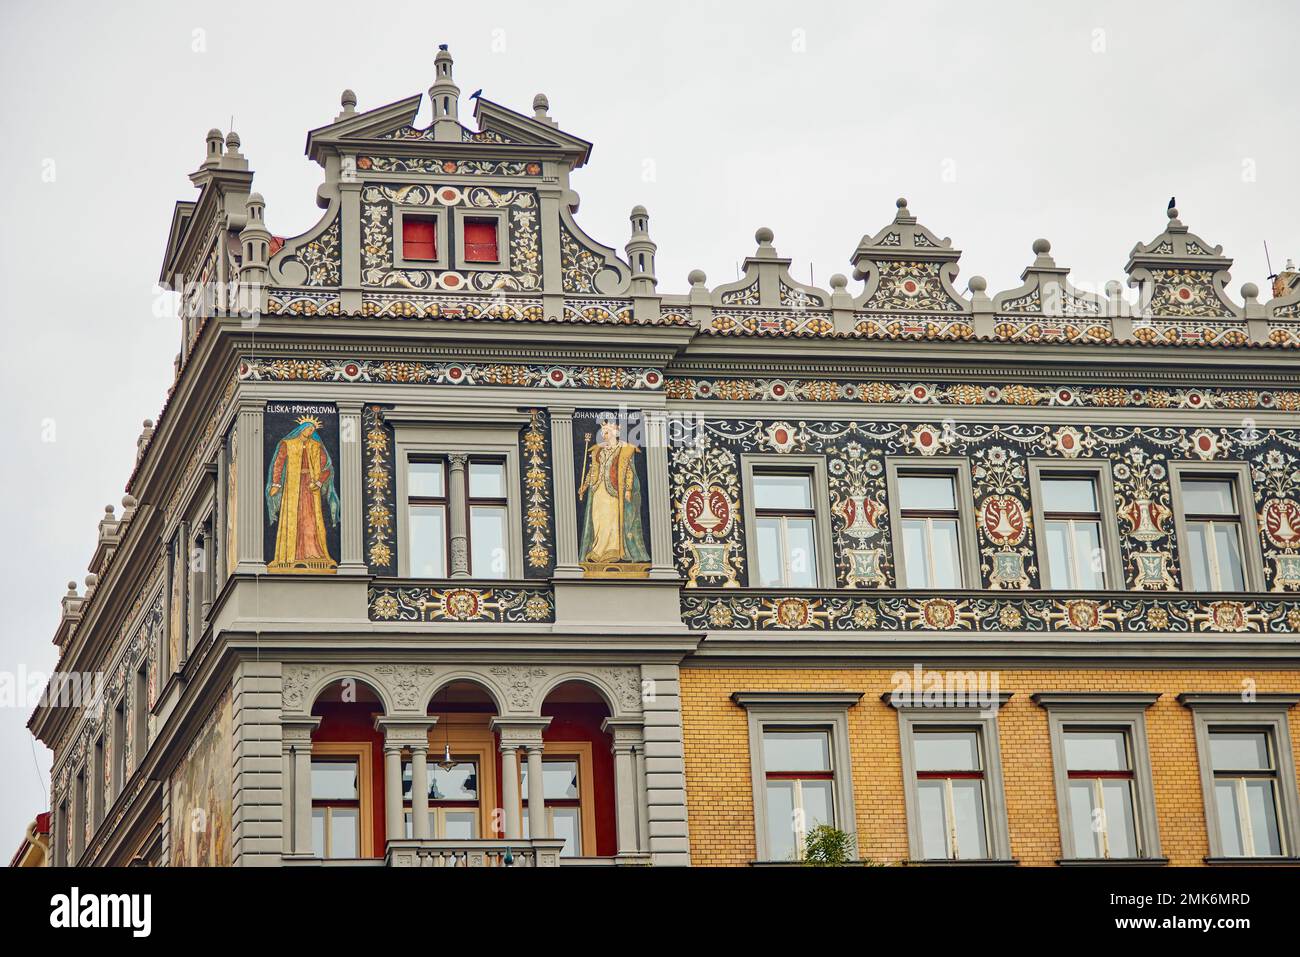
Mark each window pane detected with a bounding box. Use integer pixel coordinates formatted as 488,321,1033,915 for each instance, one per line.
950,779,988,859
1072,521,1106,589
519,759,579,800
311,760,358,800
785,518,817,587
470,505,507,578
311,809,326,858
900,474,956,511
1068,780,1101,858
800,779,834,833
443,811,478,840
929,519,962,589
431,762,478,801
765,780,797,860
1186,522,1213,592
916,781,948,859
469,460,506,499
755,517,783,587
1102,779,1138,858
410,505,446,577
1214,781,1245,856
1212,523,1246,591
1210,731,1271,771
902,518,931,587
330,808,358,858
1064,730,1129,771
1044,521,1071,589
914,730,980,771
1245,779,1282,856
409,459,444,498
1042,477,1098,513
753,473,812,510
552,808,581,857
763,730,831,772
1182,479,1235,515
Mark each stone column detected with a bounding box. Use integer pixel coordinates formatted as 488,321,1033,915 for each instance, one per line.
549,407,581,577
499,744,521,840
448,454,470,578
374,717,436,846
408,740,430,840
642,409,677,580
525,744,547,839
280,716,320,858
491,718,551,842
336,402,366,575
235,401,265,573
603,719,645,857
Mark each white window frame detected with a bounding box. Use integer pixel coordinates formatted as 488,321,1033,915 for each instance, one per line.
1180,693,1300,862
733,691,861,863
740,455,835,588
886,457,980,589
1168,462,1265,593
892,694,1014,863
1033,692,1164,863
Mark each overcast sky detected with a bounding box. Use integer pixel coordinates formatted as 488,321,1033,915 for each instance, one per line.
1,0,1297,857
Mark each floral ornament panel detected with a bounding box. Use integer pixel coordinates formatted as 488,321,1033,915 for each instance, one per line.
664,377,1300,412
560,221,604,294
361,184,541,292
1146,268,1234,318
668,417,1300,592
363,404,397,575
719,279,760,306
239,356,664,392
519,408,555,578
356,155,541,176
865,260,964,312
682,591,1300,636
369,584,555,623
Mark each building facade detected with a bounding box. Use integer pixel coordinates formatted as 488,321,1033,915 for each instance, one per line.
29,48,1300,868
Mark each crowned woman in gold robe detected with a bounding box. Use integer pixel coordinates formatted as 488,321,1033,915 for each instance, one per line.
265,417,340,573
577,420,650,571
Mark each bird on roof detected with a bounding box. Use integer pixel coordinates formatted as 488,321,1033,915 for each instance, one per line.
1168,196,1176,210
470,89,482,99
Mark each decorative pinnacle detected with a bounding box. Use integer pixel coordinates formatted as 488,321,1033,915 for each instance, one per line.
533,93,549,116
688,269,707,286
341,89,357,109
1032,238,1051,255
1241,282,1259,300
755,226,774,245
969,275,987,293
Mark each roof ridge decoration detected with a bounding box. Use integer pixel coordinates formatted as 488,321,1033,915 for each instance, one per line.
991,238,1112,343
851,198,970,316
703,228,834,336
1126,205,1242,322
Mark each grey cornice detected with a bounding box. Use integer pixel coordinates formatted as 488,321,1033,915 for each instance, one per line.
731,690,863,709
1176,693,1300,709
883,690,1014,708
1030,692,1161,709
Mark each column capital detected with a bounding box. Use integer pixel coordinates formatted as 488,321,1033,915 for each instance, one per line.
374,715,437,749
490,716,552,749
601,717,645,750
281,715,321,747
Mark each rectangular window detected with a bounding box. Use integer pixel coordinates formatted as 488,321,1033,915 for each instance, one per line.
759,727,835,861
132,664,148,771
898,472,963,588
311,758,361,859
73,768,86,861
753,471,818,587
468,458,508,579
92,737,104,828
1180,477,1247,591
462,218,499,263
1209,729,1284,857
401,757,481,840
408,457,448,578
912,728,989,860
1041,475,1106,589
112,700,126,802
402,216,438,261
1063,729,1139,858
521,758,584,857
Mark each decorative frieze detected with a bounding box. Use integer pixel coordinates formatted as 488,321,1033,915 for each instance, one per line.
239,356,664,391
368,582,555,623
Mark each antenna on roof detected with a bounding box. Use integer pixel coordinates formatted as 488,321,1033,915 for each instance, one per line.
1265,240,1277,280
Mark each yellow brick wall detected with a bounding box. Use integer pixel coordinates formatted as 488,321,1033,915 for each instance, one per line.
680,666,1300,866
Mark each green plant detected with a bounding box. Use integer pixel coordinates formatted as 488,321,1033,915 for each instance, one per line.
802,824,856,866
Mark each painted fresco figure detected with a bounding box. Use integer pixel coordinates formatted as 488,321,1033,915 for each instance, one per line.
265,416,339,572
578,419,650,568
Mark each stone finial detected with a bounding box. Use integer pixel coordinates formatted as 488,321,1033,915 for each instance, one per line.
969,275,987,293
533,93,549,118
84,574,98,590
66,581,78,597
626,205,657,291
1241,282,1259,302
688,269,707,287
204,128,223,167
829,273,848,291
121,494,138,520
341,89,357,110
895,196,911,218
225,131,241,154
136,419,155,462
753,227,776,259
429,44,460,135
